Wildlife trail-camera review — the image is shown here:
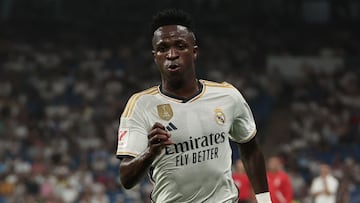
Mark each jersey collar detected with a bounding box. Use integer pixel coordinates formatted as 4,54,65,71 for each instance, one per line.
158,80,205,103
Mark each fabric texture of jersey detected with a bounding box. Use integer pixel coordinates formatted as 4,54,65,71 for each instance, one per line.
116,80,257,203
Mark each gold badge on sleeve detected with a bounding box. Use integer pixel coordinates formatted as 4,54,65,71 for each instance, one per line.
157,104,173,121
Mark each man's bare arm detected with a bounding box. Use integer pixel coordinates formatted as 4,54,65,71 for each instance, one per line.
238,137,269,194
119,122,173,189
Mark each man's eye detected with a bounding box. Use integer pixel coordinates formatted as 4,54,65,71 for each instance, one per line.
158,46,166,52
177,44,186,50
158,46,169,53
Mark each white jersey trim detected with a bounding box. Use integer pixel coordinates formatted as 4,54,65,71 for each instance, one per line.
231,129,257,144
116,151,140,157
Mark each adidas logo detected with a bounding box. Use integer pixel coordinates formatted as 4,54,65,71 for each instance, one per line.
166,122,177,131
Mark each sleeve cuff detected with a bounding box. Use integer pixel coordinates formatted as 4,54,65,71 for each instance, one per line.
255,192,272,203
117,154,136,160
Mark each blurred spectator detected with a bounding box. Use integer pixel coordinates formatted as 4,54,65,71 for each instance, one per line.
232,159,254,203
267,156,293,203
310,163,339,203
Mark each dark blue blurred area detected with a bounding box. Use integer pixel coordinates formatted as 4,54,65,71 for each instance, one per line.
0,1,360,202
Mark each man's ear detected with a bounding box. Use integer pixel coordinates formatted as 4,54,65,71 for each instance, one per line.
193,45,198,59
152,50,156,59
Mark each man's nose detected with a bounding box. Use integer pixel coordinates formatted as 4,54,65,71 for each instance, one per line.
166,48,179,60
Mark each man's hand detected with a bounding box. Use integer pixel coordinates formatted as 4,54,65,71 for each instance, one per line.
147,122,174,157
119,122,174,189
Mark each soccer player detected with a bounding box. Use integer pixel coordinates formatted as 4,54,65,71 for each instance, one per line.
116,9,271,203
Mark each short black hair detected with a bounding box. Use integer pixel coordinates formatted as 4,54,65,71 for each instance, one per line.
151,9,194,34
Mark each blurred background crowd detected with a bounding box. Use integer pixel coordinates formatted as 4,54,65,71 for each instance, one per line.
0,0,359,202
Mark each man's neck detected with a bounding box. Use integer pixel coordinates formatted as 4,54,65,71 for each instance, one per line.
161,78,200,100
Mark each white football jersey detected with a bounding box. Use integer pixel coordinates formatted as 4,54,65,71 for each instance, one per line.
117,80,257,203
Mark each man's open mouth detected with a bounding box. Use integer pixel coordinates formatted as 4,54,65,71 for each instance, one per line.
167,64,180,71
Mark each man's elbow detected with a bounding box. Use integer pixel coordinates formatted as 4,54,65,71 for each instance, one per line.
122,183,134,190
120,176,135,190
119,157,136,189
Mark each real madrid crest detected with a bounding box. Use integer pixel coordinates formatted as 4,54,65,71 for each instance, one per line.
157,104,173,121
214,108,225,125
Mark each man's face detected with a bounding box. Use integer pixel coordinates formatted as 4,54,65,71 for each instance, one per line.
267,157,282,172
152,25,198,82
319,164,330,177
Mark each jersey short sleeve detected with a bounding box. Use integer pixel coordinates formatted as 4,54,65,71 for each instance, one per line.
229,89,257,143
116,96,149,159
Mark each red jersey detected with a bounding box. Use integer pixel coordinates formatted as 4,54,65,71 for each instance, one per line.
232,173,252,201
267,171,293,203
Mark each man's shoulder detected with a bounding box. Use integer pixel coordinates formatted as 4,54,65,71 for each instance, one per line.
200,79,242,99
122,86,159,118
327,175,339,183
200,79,235,89
128,86,159,102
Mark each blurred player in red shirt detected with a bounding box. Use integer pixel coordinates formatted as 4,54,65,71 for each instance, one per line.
232,159,255,203
267,156,293,203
